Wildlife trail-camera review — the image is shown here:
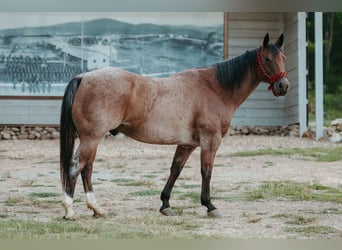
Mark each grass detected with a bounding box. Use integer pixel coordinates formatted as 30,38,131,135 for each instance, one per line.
246,181,342,203
0,216,205,239
231,147,342,162
179,192,200,203
4,195,26,206
111,178,154,187
284,225,337,237
272,214,316,225
129,190,160,196
29,192,60,198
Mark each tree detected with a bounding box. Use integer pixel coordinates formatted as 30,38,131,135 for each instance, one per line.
307,12,342,120
324,13,334,70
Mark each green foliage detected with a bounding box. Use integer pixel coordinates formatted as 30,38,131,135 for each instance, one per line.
307,12,342,121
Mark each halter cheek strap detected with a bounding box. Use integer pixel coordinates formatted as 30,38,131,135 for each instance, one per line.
256,47,288,97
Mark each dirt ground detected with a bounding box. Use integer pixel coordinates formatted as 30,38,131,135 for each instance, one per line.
1,135,342,239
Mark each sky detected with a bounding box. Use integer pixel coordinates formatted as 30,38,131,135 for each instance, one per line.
0,12,223,30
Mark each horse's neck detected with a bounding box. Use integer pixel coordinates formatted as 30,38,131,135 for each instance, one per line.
223,65,260,108
236,75,260,106
214,49,261,108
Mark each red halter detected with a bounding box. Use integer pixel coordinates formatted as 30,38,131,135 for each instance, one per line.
256,47,288,97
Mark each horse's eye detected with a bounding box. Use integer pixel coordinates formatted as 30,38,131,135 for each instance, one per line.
265,57,272,63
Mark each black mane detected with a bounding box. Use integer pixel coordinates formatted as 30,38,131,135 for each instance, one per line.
214,48,258,90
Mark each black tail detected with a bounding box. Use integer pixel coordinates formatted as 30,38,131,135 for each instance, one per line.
60,77,82,191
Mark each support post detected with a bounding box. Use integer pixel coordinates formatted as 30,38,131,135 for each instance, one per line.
315,12,323,140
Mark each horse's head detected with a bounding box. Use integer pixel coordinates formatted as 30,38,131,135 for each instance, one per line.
257,33,289,97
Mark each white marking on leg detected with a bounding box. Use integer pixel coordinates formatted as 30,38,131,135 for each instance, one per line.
69,147,80,178
61,192,75,219
86,192,97,207
86,192,105,217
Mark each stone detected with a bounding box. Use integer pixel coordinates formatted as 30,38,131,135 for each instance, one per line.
2,132,11,140
35,127,43,132
50,131,60,139
28,134,35,140
18,134,28,140
45,127,57,133
329,133,342,143
11,127,20,132
241,127,249,135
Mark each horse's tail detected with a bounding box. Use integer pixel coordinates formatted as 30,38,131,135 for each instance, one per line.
60,77,82,191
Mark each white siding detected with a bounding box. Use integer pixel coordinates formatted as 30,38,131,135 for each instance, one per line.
0,99,61,125
284,13,300,125
229,12,301,127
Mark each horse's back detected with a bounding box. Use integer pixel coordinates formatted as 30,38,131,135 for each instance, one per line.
71,66,221,145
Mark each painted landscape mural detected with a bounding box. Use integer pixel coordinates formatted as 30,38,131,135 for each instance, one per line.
0,13,223,96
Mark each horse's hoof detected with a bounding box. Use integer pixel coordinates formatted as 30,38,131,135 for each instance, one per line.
207,209,222,218
63,215,76,221
93,211,105,218
160,207,176,216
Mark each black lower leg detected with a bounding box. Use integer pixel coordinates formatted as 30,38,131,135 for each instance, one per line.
81,164,93,193
160,146,195,212
160,166,182,211
201,167,216,212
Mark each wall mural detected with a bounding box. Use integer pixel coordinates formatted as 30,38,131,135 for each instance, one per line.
0,12,223,96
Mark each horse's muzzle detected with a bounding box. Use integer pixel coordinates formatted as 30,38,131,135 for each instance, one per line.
274,77,290,96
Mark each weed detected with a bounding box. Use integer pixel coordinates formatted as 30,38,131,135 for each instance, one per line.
29,192,60,198
284,225,337,236
114,163,125,169
2,171,11,179
231,147,342,162
246,181,342,203
248,217,262,223
0,219,87,239
272,214,316,225
111,178,131,183
182,184,201,189
320,207,342,215
142,174,157,179
116,180,154,187
4,196,25,206
129,190,160,196
20,180,34,187
286,215,316,225
179,192,200,203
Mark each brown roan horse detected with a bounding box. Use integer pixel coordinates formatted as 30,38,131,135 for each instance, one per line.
60,33,289,219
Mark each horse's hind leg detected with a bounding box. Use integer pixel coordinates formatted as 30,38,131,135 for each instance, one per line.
81,167,105,218
160,145,195,216
62,139,104,219
79,139,105,218
61,146,81,220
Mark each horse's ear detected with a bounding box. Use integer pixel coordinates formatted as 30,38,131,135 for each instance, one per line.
276,34,284,48
263,33,270,48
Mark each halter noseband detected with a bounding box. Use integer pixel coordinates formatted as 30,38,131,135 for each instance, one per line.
256,47,288,97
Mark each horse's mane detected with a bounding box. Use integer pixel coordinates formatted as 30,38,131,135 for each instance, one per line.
214,48,258,90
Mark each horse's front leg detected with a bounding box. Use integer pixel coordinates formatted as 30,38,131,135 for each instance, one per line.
160,145,196,216
200,134,222,218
